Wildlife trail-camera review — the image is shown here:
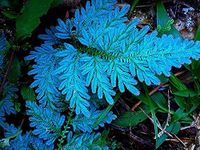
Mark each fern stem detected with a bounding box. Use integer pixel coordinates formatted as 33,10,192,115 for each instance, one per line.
75,42,121,60
57,110,74,150
93,92,121,128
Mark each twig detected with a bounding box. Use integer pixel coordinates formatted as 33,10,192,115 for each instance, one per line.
110,124,129,132
181,125,195,131
131,101,142,111
158,89,171,137
118,98,130,110
0,50,15,93
166,89,171,125
131,85,163,111
172,133,187,147
128,131,154,148
165,138,194,143
181,115,200,130
131,70,186,111
131,84,166,111
20,118,25,128
139,107,187,147
174,70,186,76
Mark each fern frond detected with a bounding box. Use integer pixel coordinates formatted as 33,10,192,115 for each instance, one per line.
27,0,200,117
4,132,54,150
31,136,54,150
72,108,116,132
63,132,109,150
73,0,117,36
127,32,200,83
38,26,60,45
55,19,73,39
80,54,115,104
74,4,200,97
0,84,18,122
106,60,139,95
26,102,65,145
0,123,53,150
0,123,20,138
54,43,91,117
25,44,61,109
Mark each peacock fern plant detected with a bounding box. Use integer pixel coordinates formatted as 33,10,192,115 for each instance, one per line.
26,0,200,116
26,0,200,147
1,0,200,149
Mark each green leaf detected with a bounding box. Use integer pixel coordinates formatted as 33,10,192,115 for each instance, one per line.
2,10,18,19
15,102,21,112
51,0,63,7
172,108,192,124
137,84,157,111
186,97,200,113
89,130,108,147
173,90,198,97
151,93,168,112
156,122,181,148
195,25,200,40
136,94,157,111
169,74,187,90
21,87,36,101
175,96,200,114
172,108,188,122
16,0,55,40
114,110,149,127
156,0,180,37
174,96,186,110
158,75,169,84
129,0,140,17
8,57,21,83
191,60,200,80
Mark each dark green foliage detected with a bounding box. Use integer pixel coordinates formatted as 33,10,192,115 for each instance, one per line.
16,0,55,39
113,110,149,127
20,87,36,101
156,0,180,37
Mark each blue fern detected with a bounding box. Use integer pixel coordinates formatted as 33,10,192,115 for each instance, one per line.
25,44,61,110
4,133,31,150
0,123,20,138
55,19,73,39
0,118,54,150
0,83,18,122
4,132,54,150
38,26,60,45
54,43,91,116
31,136,54,150
26,0,200,117
72,107,117,132
26,102,65,145
0,123,20,149
74,0,120,33
63,132,109,150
